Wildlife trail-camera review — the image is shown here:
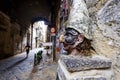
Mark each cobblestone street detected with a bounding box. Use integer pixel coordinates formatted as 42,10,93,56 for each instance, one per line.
0,48,58,80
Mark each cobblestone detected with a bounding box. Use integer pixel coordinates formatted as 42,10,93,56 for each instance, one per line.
0,48,57,80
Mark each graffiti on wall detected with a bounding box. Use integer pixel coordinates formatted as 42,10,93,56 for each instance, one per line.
60,0,73,22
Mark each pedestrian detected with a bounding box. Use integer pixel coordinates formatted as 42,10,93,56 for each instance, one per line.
25,43,31,57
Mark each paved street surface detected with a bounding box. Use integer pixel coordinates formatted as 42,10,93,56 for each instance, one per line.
0,48,58,80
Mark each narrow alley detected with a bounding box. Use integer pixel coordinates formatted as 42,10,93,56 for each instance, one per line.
0,0,120,80
0,48,58,80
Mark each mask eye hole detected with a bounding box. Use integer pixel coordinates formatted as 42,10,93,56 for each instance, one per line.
64,33,77,45
64,28,79,45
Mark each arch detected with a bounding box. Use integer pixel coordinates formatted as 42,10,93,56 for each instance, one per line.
31,16,49,25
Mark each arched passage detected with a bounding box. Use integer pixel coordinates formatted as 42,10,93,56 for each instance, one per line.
30,17,50,49
0,0,61,59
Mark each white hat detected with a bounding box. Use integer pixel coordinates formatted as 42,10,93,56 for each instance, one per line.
66,0,92,39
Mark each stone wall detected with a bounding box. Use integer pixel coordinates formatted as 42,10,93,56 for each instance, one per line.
84,0,120,79
0,11,21,59
0,11,12,59
11,22,21,54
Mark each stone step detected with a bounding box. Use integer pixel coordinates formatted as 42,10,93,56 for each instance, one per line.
57,56,115,80
60,55,112,72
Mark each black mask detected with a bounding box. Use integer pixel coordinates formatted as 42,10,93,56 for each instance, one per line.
64,28,79,45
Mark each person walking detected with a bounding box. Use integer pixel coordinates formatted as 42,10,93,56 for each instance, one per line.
25,43,31,57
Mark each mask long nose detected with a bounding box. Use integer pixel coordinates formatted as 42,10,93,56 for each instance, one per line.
59,34,65,43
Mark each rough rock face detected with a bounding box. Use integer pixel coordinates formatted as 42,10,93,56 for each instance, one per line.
84,0,120,79
97,0,120,47
85,0,108,21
